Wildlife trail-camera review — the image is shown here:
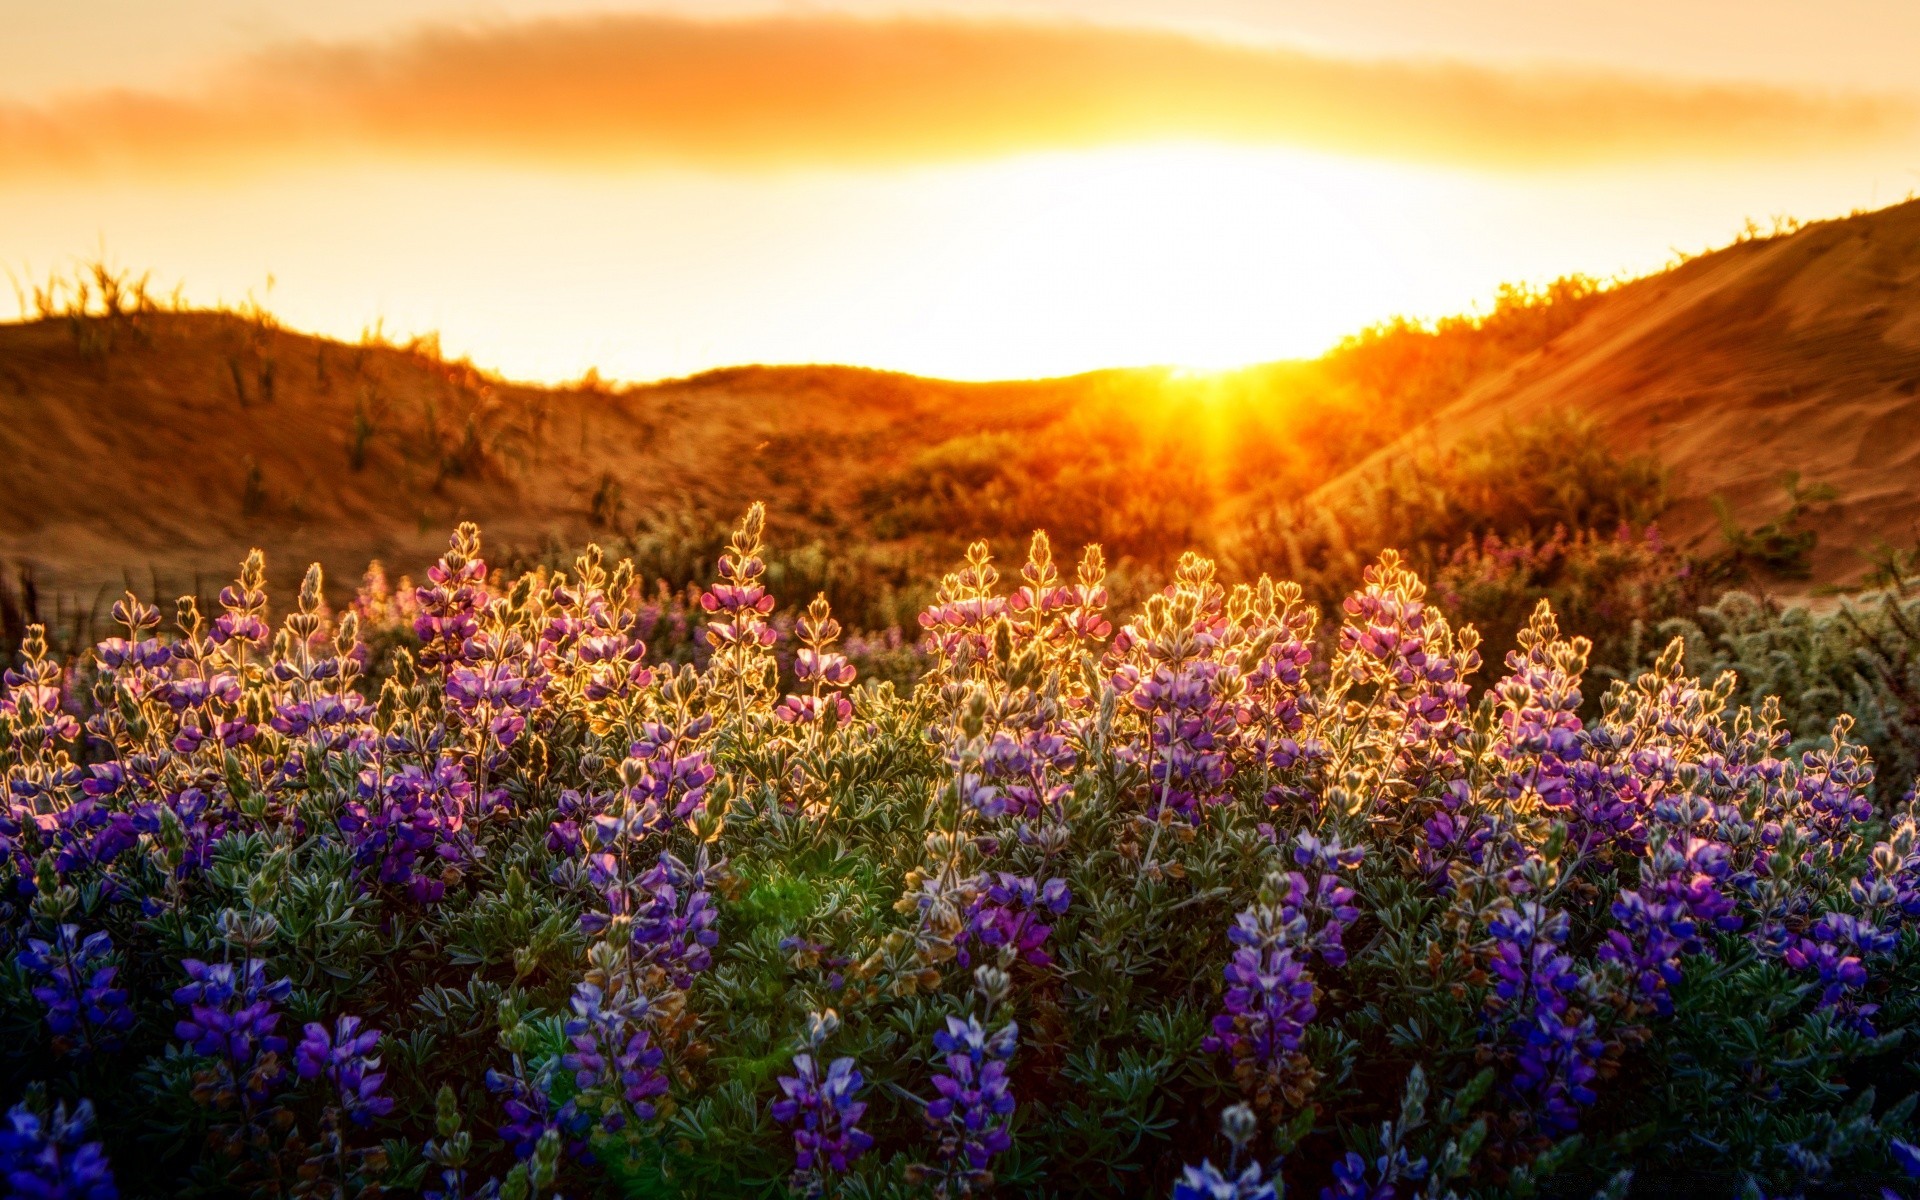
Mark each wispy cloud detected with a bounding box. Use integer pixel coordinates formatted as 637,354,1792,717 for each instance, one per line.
1,12,1910,178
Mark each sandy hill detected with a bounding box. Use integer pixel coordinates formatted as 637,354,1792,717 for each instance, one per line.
1323,199,1920,584
3,199,1919,623
0,310,1130,608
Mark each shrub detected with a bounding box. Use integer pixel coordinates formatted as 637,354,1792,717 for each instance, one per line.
2,509,1919,1199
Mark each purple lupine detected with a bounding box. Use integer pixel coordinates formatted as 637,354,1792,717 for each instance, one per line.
173,958,293,1105
955,874,1069,969
1110,555,1331,826
1320,1151,1410,1200
295,1015,396,1127
1204,875,1320,1111
17,926,134,1058
919,542,1009,674
484,1064,571,1162
445,631,546,757
954,727,1076,823
1330,553,1480,784
0,1099,117,1200
1111,656,1240,823
1891,1137,1920,1179
1175,1161,1279,1200
1284,833,1365,968
1174,1103,1278,1200
631,848,722,989
771,1053,875,1183
627,714,717,827
1486,902,1603,1137
559,982,668,1136
702,504,780,715
1781,912,1892,1035
1795,718,1876,840
919,1015,1019,1189
414,524,489,670
1236,577,1320,809
776,595,857,726
1600,834,1740,1016
341,756,473,905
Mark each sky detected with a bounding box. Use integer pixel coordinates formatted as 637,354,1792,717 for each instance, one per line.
3,0,1919,382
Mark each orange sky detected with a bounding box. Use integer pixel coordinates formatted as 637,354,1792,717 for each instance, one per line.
5,2,1919,380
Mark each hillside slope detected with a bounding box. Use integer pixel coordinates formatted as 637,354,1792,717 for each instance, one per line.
0,310,1124,604
4,200,1920,619
1329,199,1920,585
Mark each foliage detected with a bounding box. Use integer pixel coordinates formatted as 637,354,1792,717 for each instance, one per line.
4,507,1920,1200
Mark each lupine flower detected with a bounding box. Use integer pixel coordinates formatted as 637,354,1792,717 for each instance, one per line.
1601,833,1740,1016
1781,912,1890,1035
173,958,292,1103
919,542,1011,674
341,757,473,904
776,595,857,726
630,849,722,988
702,503,780,714
1890,1137,1920,1179
771,1053,874,1181
0,1099,117,1200
1174,1103,1278,1200
1285,833,1365,968
627,712,718,827
1174,1160,1279,1200
559,982,668,1136
1321,1152,1395,1200
955,874,1069,968
484,1064,567,1162
1486,902,1603,1136
18,926,134,1058
414,524,489,670
1205,873,1322,1113
917,1015,1018,1190
295,1015,395,1126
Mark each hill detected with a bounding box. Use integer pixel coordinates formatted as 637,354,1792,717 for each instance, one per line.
1317,199,1920,584
3,200,1919,626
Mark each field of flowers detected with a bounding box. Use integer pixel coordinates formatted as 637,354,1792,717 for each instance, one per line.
6,504,1920,1199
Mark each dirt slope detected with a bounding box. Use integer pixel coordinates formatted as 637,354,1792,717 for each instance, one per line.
1331,199,1920,586
5,199,1920,618
0,310,1125,608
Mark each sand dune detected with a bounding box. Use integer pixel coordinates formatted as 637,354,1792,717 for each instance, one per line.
1328,198,1920,585
3,199,1918,615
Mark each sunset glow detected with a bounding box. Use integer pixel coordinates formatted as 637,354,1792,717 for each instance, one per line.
5,2,1919,381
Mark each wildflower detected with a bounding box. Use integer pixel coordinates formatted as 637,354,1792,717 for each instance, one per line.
916,1015,1019,1192
771,1053,874,1185
0,1099,117,1200
1174,1104,1278,1200
1205,874,1321,1113
775,595,857,726
630,848,722,988
295,1015,395,1127
341,757,473,905
17,926,134,1058
559,982,668,1136
1600,833,1740,1016
1891,1137,1920,1179
1175,1160,1278,1200
703,504,780,714
173,958,292,1107
1486,902,1603,1136
414,524,489,670
1781,912,1890,1035
955,874,1069,968
484,1065,568,1162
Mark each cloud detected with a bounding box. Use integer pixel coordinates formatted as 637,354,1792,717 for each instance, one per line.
1,12,1911,178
